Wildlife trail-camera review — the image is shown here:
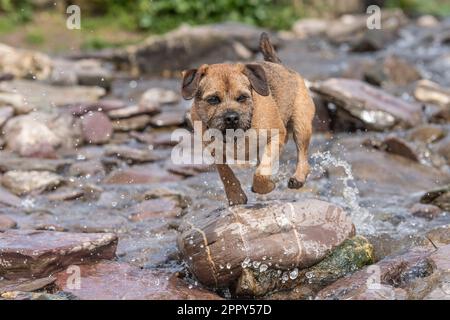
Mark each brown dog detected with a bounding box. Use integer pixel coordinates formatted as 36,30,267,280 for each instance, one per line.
181,33,315,206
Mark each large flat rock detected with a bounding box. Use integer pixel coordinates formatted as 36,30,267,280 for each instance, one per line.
311,78,423,131
0,230,117,280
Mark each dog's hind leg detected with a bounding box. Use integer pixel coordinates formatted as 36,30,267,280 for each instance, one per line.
288,79,315,189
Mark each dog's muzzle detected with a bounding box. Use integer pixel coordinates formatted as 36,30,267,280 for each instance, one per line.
223,111,240,129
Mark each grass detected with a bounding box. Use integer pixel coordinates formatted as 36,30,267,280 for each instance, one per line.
386,0,450,16
25,31,45,45
0,14,19,35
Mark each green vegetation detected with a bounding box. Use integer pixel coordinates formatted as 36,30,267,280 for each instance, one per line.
0,0,449,52
25,31,45,45
386,0,450,16
0,0,32,23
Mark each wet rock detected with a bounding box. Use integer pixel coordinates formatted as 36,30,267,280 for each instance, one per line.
0,276,56,294
381,136,420,162
420,245,450,300
236,236,374,298
426,225,450,247
0,154,73,172
140,88,180,106
410,203,443,220
80,111,113,144
420,185,450,211
0,229,117,280
0,215,17,231
326,10,407,51
150,111,186,127
416,15,439,28
328,148,448,197
178,199,355,288
430,108,450,124
107,104,159,119
414,80,450,107
130,130,177,148
128,23,279,75
66,99,125,116
0,80,105,111
0,43,53,80
46,188,84,202
409,125,446,144
3,112,79,158
103,164,182,184
1,170,62,195
74,59,112,89
292,18,328,38
54,261,221,300
3,111,62,155
428,244,450,272
0,91,32,114
364,55,421,86
111,115,152,131
49,59,78,86
138,188,191,209
80,184,103,201
127,198,183,222
0,106,13,128
0,291,74,300
69,160,105,177
435,135,450,163
0,186,21,207
310,78,422,131
166,163,213,177
104,145,162,163
316,248,433,300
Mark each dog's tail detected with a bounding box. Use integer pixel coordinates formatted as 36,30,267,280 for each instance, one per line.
259,32,281,64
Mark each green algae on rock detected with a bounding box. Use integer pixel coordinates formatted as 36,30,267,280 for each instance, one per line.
235,235,374,298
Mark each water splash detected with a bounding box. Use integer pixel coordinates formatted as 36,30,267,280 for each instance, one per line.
311,150,375,234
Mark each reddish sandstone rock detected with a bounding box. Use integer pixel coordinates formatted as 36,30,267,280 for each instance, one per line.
54,261,221,300
80,111,113,144
103,164,182,184
178,199,355,288
0,230,118,280
127,198,183,222
0,186,21,207
150,110,186,127
316,248,433,300
0,215,17,231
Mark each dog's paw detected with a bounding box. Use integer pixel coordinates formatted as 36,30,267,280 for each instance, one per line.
228,192,248,206
288,177,305,189
252,175,275,194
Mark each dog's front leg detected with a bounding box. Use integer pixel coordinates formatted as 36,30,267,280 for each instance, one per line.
216,163,247,206
252,128,286,194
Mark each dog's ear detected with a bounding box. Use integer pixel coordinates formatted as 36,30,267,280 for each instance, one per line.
181,66,206,100
181,69,199,100
244,64,269,96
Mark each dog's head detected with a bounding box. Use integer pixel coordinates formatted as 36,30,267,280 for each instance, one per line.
181,63,269,133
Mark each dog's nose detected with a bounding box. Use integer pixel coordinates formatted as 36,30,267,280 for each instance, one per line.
224,111,240,127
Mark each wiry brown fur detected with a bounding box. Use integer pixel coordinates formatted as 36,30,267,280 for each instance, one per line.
182,33,315,205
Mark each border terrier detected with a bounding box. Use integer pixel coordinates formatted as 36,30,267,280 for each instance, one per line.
181,33,315,205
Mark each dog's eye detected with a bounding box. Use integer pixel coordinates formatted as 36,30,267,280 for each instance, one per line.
206,96,221,105
237,95,248,103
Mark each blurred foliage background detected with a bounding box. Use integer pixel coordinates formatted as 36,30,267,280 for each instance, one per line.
0,0,449,52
